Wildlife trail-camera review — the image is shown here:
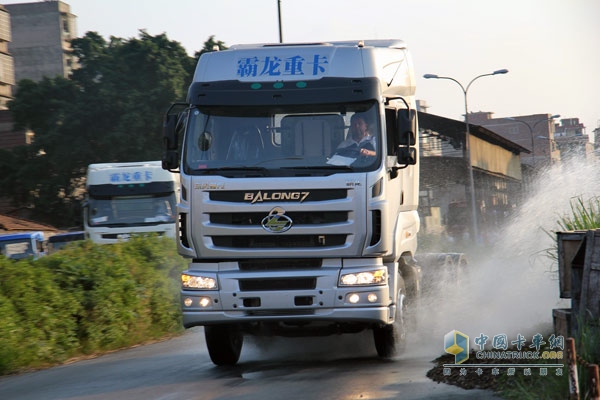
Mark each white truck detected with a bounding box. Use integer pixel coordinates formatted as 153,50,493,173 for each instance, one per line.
47,231,85,254
0,231,46,260
162,40,421,365
83,161,178,244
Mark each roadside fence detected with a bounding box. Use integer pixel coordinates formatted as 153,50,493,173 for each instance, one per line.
567,337,600,400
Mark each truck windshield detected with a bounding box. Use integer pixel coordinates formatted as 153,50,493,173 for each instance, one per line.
0,239,35,260
183,102,381,174
87,194,176,227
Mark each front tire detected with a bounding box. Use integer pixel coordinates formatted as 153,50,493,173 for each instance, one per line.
205,325,243,366
373,290,406,358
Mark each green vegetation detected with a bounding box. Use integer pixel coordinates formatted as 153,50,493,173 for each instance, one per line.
0,236,186,375
495,343,569,400
555,196,600,232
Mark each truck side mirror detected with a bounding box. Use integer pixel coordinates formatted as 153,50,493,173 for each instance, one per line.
397,147,417,165
163,113,178,150
397,108,416,146
198,131,213,151
162,151,179,171
394,108,417,166
162,105,185,171
162,117,179,170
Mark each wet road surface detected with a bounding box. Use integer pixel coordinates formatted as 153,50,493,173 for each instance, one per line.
0,327,503,400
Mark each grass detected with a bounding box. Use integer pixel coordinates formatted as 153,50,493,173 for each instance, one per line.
555,196,600,231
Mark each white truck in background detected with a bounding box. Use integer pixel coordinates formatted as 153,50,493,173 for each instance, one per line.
0,231,46,260
83,161,178,244
162,40,421,365
46,231,85,254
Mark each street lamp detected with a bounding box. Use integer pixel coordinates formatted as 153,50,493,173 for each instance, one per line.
505,114,560,168
423,69,508,241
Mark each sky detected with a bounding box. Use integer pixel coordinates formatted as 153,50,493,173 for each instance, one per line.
3,0,599,136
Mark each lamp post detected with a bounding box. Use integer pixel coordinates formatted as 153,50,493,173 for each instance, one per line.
505,114,560,168
423,69,508,241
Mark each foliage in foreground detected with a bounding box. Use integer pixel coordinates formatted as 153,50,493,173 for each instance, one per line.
555,196,600,232
0,236,186,375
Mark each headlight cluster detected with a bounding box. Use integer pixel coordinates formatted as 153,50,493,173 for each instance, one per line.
339,268,387,286
181,273,217,290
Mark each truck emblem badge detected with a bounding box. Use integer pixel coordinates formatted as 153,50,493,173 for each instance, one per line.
261,207,293,233
245,190,310,203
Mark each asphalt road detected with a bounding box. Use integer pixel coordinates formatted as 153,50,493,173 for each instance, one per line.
0,326,506,400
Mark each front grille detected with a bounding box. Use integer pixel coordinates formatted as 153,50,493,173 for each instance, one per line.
239,278,316,291
210,189,347,203
239,259,322,270
210,211,347,226
212,234,346,248
243,309,316,317
202,187,356,252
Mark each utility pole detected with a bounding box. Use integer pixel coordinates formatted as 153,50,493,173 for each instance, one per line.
277,0,283,43
423,69,509,242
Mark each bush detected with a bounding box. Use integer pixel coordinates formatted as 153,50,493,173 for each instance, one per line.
0,236,186,374
0,293,27,374
0,257,81,371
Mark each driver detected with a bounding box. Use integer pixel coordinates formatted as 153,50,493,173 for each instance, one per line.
334,113,376,158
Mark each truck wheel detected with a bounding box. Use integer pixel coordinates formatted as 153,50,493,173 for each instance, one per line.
204,325,243,366
373,290,406,358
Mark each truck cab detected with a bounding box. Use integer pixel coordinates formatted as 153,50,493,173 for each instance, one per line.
83,161,179,244
163,40,420,365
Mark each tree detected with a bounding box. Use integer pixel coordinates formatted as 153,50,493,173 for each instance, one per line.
4,33,220,228
8,76,86,226
194,35,228,62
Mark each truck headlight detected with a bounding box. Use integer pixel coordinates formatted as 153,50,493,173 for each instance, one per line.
181,273,218,290
339,268,387,286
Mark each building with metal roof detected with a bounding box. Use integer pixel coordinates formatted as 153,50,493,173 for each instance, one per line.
418,111,529,245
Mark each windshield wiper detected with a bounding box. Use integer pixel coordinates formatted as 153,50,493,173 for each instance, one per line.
95,223,130,228
202,166,268,171
198,166,270,176
281,165,354,171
